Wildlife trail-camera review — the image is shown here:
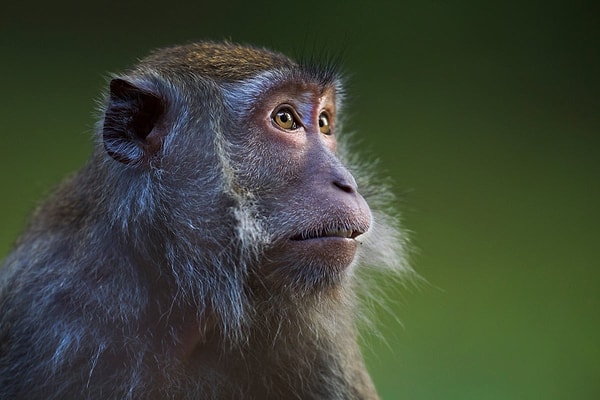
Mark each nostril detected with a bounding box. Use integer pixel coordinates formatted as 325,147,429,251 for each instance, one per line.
333,179,356,194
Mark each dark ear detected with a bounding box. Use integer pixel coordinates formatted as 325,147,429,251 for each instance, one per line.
102,78,166,164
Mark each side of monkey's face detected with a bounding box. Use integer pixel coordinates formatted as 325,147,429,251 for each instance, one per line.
224,75,372,291
100,42,406,297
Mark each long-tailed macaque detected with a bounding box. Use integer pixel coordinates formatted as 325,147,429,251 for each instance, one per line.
0,41,409,399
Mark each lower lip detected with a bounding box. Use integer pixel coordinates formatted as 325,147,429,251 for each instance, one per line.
286,236,359,270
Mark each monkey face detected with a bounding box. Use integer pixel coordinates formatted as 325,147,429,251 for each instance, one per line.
224,79,373,291
99,42,400,296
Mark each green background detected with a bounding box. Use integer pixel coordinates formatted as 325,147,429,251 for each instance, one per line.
1,1,598,398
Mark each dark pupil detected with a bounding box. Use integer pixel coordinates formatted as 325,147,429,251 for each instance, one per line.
280,113,290,123
319,118,324,127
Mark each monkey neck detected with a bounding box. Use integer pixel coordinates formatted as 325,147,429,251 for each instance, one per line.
174,285,370,398
171,278,356,353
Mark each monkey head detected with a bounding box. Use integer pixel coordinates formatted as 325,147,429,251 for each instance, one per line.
100,42,404,309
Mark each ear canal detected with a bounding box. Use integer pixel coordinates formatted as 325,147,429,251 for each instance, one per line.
102,78,166,165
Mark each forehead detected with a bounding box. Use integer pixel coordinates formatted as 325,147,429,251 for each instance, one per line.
254,79,338,106
222,69,342,119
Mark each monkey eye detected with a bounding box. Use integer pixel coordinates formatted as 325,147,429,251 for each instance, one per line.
273,107,299,131
318,112,331,135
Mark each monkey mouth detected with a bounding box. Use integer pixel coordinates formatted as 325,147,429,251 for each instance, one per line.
278,225,367,272
267,222,370,272
290,227,364,241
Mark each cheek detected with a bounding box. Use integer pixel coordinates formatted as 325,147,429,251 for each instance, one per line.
232,130,304,192
257,121,308,162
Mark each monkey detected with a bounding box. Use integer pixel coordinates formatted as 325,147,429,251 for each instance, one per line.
0,41,409,399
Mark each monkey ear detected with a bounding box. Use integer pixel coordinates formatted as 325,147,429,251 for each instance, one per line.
102,78,166,164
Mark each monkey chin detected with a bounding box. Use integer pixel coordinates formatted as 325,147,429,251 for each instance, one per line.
259,235,362,294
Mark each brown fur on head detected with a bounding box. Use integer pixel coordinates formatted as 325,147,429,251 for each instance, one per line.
139,41,296,80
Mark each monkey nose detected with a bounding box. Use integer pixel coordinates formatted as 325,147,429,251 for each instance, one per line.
333,175,358,194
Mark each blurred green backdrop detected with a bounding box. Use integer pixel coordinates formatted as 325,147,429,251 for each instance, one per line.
1,1,598,398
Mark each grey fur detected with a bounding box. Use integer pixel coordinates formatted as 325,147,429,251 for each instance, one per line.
0,41,410,399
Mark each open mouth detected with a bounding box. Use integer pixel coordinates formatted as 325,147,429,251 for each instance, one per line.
290,227,364,241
